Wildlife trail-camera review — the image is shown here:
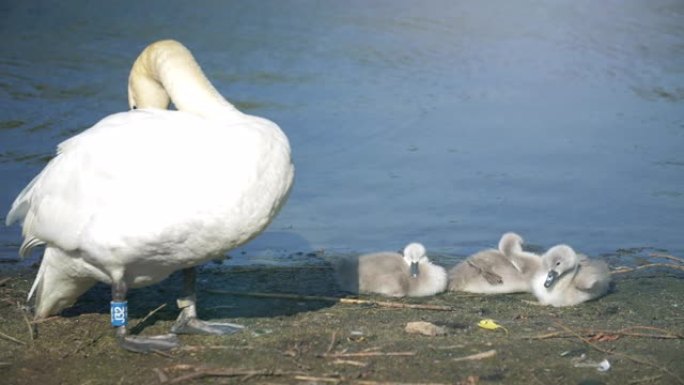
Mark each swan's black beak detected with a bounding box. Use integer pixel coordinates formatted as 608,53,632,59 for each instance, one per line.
544,270,559,288
410,261,420,278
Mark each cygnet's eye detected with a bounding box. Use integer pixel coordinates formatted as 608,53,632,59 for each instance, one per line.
555,261,561,266
132,105,138,110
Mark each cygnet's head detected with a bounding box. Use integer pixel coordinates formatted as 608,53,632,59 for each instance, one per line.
403,242,428,278
541,245,579,288
498,232,524,256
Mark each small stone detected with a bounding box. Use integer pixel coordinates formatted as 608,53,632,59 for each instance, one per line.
405,321,447,336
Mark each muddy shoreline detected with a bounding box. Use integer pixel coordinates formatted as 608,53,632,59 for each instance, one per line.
0,261,682,385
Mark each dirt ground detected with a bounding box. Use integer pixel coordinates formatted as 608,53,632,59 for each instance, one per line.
0,256,682,385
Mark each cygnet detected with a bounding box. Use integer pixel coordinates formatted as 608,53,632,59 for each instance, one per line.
532,244,610,307
336,243,447,297
448,232,541,294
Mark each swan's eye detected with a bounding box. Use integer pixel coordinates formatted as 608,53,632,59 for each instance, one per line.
555,261,560,266
132,105,137,110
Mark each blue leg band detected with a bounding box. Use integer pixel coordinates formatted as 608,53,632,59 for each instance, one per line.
111,301,128,327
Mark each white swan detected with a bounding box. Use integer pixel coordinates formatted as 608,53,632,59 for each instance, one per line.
5,40,294,352
447,232,541,294
336,243,448,297
532,244,610,307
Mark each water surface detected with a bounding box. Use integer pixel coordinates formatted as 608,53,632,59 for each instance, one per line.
1,1,683,266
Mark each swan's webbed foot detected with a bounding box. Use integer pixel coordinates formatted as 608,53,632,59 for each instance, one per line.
111,281,180,353
170,267,245,335
117,327,180,353
170,307,244,335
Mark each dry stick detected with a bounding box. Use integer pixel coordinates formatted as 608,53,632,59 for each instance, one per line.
611,263,684,275
452,349,497,362
623,325,684,336
325,331,338,355
152,368,169,383
30,315,61,325
131,303,167,332
629,375,663,384
353,381,454,385
294,375,341,383
20,308,35,346
554,322,684,385
323,351,415,358
0,330,26,345
650,252,684,264
529,370,546,385
151,349,174,359
0,277,11,286
205,289,455,311
331,359,368,367
164,368,302,384
525,326,683,340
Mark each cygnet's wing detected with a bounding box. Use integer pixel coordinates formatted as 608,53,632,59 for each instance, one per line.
466,259,503,285
467,249,528,285
574,257,610,292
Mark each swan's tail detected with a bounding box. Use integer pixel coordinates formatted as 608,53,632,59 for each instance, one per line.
5,173,40,227
332,256,360,294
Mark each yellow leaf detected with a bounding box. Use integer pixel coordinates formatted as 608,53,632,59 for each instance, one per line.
477,319,509,335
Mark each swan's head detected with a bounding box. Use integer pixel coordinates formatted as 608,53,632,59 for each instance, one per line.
126,39,230,115
127,40,188,110
541,245,579,288
403,242,428,278
498,232,524,256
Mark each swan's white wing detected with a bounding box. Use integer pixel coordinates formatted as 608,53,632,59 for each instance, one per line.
8,108,293,267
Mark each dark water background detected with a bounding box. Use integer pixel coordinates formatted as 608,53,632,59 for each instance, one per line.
1,0,683,267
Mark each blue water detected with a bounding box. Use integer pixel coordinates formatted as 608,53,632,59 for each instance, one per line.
1,0,683,266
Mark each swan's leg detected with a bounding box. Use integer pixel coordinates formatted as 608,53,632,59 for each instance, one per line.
111,280,179,353
170,267,244,335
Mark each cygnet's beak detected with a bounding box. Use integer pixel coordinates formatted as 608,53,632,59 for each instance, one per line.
410,261,420,278
544,270,559,288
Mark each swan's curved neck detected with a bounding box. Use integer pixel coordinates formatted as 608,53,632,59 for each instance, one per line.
128,40,238,116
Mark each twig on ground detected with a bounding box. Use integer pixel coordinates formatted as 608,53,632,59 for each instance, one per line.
629,375,664,384
529,371,546,385
0,330,26,345
322,351,415,358
131,303,167,334
353,381,455,385
205,289,455,311
554,322,684,385
152,368,169,383
30,315,61,325
0,277,11,286
20,308,34,346
294,375,341,383
452,349,497,362
524,325,683,340
331,359,368,367
325,331,338,355
611,263,684,275
152,349,174,359
61,331,106,359
650,253,684,264
623,326,684,337
156,365,303,384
